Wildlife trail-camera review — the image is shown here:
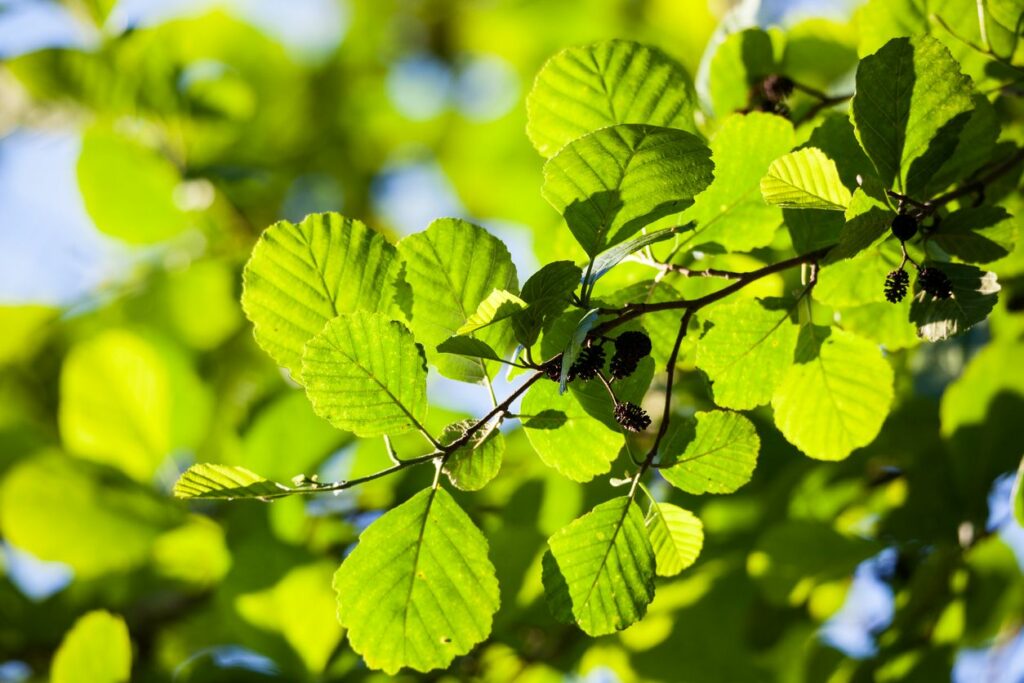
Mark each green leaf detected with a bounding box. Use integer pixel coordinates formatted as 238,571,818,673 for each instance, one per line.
440,420,504,491
436,336,503,362
540,550,575,624
806,114,876,191
940,341,1024,439
0,454,181,577
815,240,903,308
526,40,698,158
925,94,999,196
933,207,1016,264
302,312,428,437
837,300,920,351
695,298,799,410
785,208,845,254
77,125,190,244
333,487,500,674
909,263,1000,341
456,289,527,335
771,326,894,460
680,113,796,252
708,28,780,116
398,218,518,383
0,304,58,365
512,261,582,347
51,611,131,683
59,328,211,482
760,148,852,211
586,224,694,285
236,562,344,674
659,411,760,494
241,212,400,378
173,464,293,500
546,497,656,635
851,36,974,194
542,124,713,257
824,177,894,263
521,379,624,482
645,502,704,577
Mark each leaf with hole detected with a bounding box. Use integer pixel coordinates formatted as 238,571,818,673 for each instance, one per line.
545,496,656,635
333,487,500,674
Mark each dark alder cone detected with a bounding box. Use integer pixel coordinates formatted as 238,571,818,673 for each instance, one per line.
761,74,795,102
884,269,910,304
610,331,652,379
610,354,640,380
614,401,651,432
543,361,563,382
891,213,918,241
918,266,953,300
569,345,605,381
614,331,652,359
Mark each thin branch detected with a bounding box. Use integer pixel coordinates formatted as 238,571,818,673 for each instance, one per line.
593,247,832,337
629,309,693,498
633,255,746,279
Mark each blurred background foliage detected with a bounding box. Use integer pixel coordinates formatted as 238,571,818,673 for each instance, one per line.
0,0,1023,681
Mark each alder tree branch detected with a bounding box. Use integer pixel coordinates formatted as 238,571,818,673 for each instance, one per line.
629,308,693,498
287,148,1024,498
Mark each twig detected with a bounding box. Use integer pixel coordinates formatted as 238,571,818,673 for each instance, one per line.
629,309,693,498
593,247,832,337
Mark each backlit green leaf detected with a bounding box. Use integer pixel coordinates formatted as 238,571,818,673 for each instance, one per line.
760,147,852,211
436,336,503,362
241,212,401,378
456,290,527,335
680,113,796,252
851,36,974,194
441,420,504,491
546,497,656,635
333,487,500,674
659,411,760,494
708,28,780,117
933,207,1016,264
52,611,131,683
59,328,211,481
521,378,623,482
695,298,799,410
0,453,181,577
512,261,582,347
173,463,292,500
771,326,894,460
398,218,518,383
302,312,428,437
77,125,190,244
542,124,713,257
527,40,698,157
645,501,704,577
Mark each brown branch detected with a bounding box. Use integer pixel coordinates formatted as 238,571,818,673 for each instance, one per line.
593,247,832,337
629,309,693,497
